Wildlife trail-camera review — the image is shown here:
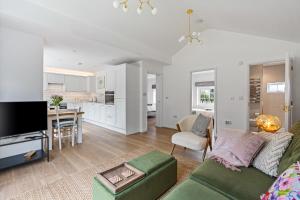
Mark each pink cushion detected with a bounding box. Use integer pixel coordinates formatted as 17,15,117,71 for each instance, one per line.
231,133,265,167
210,135,244,171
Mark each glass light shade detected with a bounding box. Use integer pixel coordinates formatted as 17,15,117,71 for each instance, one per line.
137,7,142,15
256,115,281,133
178,35,185,43
151,7,158,15
113,0,120,8
256,114,268,129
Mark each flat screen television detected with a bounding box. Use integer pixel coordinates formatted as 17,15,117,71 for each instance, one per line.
0,101,48,138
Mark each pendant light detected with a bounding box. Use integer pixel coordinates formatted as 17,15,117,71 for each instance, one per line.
113,0,157,15
178,9,201,44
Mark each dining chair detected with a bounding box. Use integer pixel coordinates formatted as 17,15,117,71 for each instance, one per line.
53,108,78,150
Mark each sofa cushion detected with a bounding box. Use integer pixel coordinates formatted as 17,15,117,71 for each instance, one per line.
128,151,174,175
253,131,293,177
261,162,300,200
231,133,266,167
190,159,275,200
172,132,208,150
278,134,300,175
162,179,229,200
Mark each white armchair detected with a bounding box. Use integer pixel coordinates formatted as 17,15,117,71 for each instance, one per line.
171,114,213,161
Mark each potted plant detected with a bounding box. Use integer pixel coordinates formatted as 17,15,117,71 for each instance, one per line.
50,95,63,109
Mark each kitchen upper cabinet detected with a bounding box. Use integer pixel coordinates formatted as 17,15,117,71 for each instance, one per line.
105,70,116,91
47,73,65,84
88,76,96,93
115,66,126,99
65,75,87,92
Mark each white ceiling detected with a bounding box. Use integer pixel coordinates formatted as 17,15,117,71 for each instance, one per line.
1,0,300,71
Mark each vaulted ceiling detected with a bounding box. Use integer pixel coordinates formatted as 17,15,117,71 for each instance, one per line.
1,0,299,71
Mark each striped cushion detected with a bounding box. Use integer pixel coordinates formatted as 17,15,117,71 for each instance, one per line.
253,132,293,177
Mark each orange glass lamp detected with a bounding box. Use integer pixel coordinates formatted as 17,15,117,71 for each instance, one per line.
256,114,281,133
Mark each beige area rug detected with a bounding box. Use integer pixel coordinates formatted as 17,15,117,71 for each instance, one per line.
8,149,199,200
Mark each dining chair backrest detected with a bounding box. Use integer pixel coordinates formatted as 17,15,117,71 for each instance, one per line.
55,108,78,128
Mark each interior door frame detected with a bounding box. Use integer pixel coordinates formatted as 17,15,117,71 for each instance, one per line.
155,73,163,127
246,56,292,131
190,68,218,139
285,54,293,130
146,73,163,128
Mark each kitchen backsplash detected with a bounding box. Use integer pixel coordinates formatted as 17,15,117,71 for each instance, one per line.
43,84,96,103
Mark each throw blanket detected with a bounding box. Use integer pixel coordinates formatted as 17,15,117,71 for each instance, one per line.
209,134,244,171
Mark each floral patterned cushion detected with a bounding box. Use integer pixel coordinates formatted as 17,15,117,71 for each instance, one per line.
261,162,300,200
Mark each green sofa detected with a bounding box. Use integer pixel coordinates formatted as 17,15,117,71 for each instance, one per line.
93,151,177,200
163,122,300,200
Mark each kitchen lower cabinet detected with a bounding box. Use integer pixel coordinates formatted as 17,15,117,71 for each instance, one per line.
105,105,116,126
95,104,105,123
82,102,128,134
115,99,126,129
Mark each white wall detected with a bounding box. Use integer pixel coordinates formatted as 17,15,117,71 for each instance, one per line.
163,29,300,134
0,27,43,159
0,27,43,101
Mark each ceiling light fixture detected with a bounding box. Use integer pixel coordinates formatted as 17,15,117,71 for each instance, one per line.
113,0,157,15
178,9,201,44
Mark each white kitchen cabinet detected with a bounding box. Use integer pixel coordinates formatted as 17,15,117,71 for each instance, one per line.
115,99,126,129
88,76,96,93
94,104,105,123
105,70,116,91
86,63,141,134
105,105,116,125
82,103,89,120
115,66,126,99
47,73,65,84
82,102,94,120
65,75,87,92
96,71,106,93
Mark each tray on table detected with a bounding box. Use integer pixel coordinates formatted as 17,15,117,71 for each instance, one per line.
96,162,145,194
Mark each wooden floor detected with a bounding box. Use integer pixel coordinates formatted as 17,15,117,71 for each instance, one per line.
0,118,202,200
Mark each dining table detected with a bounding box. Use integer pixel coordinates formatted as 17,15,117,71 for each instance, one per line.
47,109,84,150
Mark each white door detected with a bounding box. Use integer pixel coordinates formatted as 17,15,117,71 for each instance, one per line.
284,54,293,130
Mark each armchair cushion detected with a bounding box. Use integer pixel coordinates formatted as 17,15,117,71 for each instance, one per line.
172,132,208,151
191,113,211,137
177,115,197,132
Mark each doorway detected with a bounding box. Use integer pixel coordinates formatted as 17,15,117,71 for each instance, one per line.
147,74,157,129
191,69,216,138
249,61,291,132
